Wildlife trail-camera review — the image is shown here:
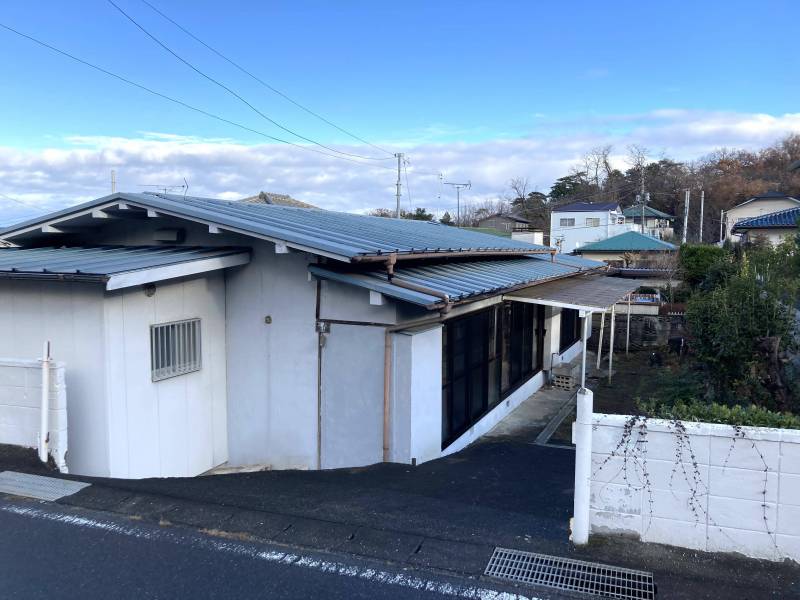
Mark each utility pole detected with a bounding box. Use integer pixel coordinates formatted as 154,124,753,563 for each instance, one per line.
111,169,116,194
394,153,403,218
698,189,705,243
720,209,725,242
635,194,641,233
682,189,690,244
444,181,471,227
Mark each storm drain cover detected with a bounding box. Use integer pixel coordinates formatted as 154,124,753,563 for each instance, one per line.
485,547,655,599
0,471,90,501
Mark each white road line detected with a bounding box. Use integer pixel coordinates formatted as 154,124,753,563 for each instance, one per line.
0,502,542,600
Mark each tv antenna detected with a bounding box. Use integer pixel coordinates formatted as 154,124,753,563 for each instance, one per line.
443,181,471,227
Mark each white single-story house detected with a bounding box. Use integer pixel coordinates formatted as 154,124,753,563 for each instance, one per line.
0,192,634,478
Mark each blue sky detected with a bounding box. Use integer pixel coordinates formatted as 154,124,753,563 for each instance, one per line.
0,0,798,219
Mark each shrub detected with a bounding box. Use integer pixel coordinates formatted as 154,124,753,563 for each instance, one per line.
679,244,728,287
638,398,800,429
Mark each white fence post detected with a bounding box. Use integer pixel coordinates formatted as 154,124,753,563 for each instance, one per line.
572,388,594,545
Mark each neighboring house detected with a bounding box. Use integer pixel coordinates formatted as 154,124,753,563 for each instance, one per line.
731,205,800,245
622,205,675,240
241,191,317,208
0,192,633,480
723,191,800,241
476,212,531,233
573,230,677,268
549,201,637,253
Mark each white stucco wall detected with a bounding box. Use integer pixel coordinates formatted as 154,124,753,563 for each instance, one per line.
390,325,443,465
0,281,108,475
550,210,636,252
589,414,800,563
0,359,67,470
320,323,385,469
104,273,228,478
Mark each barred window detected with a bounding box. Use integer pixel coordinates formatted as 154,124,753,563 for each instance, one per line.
150,319,202,381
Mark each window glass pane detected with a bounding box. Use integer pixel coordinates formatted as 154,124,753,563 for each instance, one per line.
451,377,467,433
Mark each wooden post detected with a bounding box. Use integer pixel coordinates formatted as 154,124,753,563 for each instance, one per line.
596,310,605,370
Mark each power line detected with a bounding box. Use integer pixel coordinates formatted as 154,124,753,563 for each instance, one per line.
106,0,391,162
138,0,394,157
0,22,396,172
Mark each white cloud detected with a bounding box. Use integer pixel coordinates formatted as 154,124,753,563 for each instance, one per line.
1,109,799,226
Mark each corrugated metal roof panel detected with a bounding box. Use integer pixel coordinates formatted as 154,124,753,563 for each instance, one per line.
0,192,549,262
622,205,675,220
0,246,248,279
310,255,602,308
731,206,800,231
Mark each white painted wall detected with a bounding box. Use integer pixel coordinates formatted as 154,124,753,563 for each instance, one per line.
0,359,67,470
320,324,385,469
0,281,108,475
104,273,228,478
390,325,443,465
589,414,800,563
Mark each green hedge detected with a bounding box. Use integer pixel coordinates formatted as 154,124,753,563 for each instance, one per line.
638,398,800,429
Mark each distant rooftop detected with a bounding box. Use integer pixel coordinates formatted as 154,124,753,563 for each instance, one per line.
575,231,677,253
733,190,800,209
732,206,800,232
622,205,675,220
241,191,317,209
553,201,619,213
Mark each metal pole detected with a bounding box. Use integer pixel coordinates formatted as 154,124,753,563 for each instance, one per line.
608,305,616,383
394,153,403,219
596,311,605,370
572,386,594,545
699,189,705,243
111,169,116,194
456,187,460,227
720,210,725,242
682,189,690,244
626,297,631,355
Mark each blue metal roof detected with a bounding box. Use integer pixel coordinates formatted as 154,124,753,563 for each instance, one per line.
0,192,550,262
310,254,603,308
0,246,248,280
731,206,800,232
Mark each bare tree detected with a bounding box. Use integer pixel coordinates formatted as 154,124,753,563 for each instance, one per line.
507,177,529,203
584,145,612,188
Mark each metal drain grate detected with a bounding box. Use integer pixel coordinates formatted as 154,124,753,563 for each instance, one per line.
485,547,655,599
0,471,90,501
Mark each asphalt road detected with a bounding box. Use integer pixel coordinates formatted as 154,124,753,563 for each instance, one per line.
0,499,563,600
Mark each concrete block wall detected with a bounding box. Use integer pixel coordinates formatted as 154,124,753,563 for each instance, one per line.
0,358,67,470
589,413,800,562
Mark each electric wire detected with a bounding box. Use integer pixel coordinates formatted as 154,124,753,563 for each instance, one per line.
0,22,396,172
106,0,392,162
138,0,394,157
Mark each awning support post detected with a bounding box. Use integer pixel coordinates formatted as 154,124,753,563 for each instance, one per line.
572,386,594,545
608,305,616,383
579,310,591,388
626,296,632,355
595,310,605,369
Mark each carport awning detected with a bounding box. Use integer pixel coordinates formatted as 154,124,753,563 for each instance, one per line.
504,274,639,312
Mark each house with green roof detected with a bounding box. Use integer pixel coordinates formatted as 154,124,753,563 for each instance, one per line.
573,230,677,267
622,205,675,240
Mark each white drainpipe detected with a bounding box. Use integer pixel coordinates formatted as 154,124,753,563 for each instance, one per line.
38,341,51,464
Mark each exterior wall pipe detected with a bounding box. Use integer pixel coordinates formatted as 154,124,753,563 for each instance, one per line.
38,340,51,464
572,387,594,545
383,330,392,462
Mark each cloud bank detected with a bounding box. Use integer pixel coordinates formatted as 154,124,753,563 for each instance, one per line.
1,109,799,226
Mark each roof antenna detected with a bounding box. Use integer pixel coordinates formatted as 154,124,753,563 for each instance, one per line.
183,177,189,199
